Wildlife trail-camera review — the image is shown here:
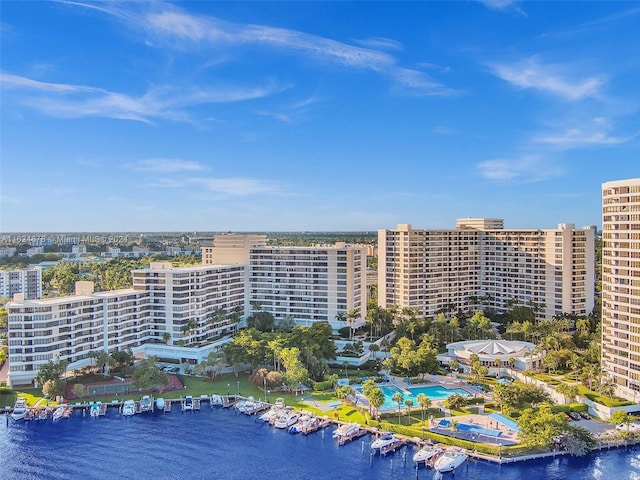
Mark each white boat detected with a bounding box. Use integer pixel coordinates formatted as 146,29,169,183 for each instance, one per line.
52,406,65,421
273,410,300,429
183,396,194,411
332,422,360,439
11,398,28,421
235,397,260,413
89,402,100,418
433,449,468,473
140,395,153,412
289,414,315,434
371,432,398,451
156,397,165,411
259,407,282,422
412,444,444,464
122,399,136,416
210,394,223,407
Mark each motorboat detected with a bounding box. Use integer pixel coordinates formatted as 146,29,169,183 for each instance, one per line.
122,399,136,416
273,410,300,429
156,397,165,411
289,414,315,434
140,395,153,413
210,394,223,407
412,444,444,464
11,398,28,421
259,407,282,422
332,422,360,439
183,396,194,411
52,406,65,421
90,402,100,418
371,432,398,451
433,449,468,473
235,397,261,414
274,397,285,408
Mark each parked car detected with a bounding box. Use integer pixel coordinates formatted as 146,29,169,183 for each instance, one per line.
578,411,591,420
568,412,581,421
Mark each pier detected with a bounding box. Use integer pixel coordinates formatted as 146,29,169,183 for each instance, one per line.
380,438,406,456
337,428,367,445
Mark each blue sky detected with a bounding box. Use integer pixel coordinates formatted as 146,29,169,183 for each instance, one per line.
1,1,638,232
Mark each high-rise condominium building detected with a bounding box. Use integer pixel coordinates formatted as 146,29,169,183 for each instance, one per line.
0,267,42,300
202,234,368,329
378,221,595,319
601,178,640,401
7,263,245,388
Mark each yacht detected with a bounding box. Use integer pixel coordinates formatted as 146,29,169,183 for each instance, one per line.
52,406,65,422
156,397,165,411
11,398,28,421
433,449,468,473
273,410,300,429
90,402,100,418
182,396,194,411
140,395,153,413
289,414,315,434
210,394,223,407
259,407,282,422
332,422,360,439
371,432,398,451
122,399,136,416
412,444,444,465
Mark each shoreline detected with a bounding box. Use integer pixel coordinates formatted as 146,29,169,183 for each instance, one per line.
5,394,637,468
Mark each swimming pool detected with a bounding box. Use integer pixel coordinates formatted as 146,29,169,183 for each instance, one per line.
438,419,503,437
359,384,472,411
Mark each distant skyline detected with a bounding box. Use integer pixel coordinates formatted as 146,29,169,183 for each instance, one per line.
1,1,639,232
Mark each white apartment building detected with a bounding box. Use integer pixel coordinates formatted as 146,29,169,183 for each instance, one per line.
7,263,245,388
378,221,595,320
203,235,368,329
601,178,640,402
249,244,367,330
0,267,42,300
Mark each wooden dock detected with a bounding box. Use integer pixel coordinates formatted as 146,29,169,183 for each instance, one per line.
338,429,367,446
380,439,406,456
302,418,331,435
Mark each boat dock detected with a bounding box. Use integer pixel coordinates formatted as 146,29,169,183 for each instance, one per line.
302,418,331,435
380,438,406,456
338,428,367,445
99,404,107,416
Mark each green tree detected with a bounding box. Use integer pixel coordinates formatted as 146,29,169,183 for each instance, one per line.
404,399,414,422
444,393,467,410
162,332,171,345
36,358,68,387
42,378,65,399
72,383,88,399
416,393,431,428
369,387,385,424
132,356,169,391
517,404,568,449
609,410,636,435
392,391,404,424
279,347,308,393
555,383,579,404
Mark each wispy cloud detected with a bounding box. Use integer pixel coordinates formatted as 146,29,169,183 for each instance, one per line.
533,117,636,149
434,125,457,135
62,1,458,97
477,155,563,182
146,176,284,196
353,37,403,52
477,0,526,15
1,72,284,123
489,57,605,100
127,158,208,172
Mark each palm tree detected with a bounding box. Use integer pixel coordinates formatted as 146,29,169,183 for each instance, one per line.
416,393,431,429
493,359,503,378
369,343,380,360
404,399,414,424
392,391,404,425
369,387,385,425
346,308,360,339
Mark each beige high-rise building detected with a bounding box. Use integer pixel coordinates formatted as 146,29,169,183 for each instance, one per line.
379,220,595,320
601,178,640,401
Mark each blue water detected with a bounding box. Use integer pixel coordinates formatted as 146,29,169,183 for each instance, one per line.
1,406,640,480
374,385,471,410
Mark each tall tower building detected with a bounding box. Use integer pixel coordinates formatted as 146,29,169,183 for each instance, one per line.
601,178,640,401
379,220,595,320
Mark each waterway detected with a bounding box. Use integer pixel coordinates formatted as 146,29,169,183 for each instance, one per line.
1,405,639,479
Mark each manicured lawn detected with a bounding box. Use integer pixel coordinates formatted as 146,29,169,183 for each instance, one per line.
1,387,46,407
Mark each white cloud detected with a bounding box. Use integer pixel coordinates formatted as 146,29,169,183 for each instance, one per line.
478,0,526,15
63,1,459,97
533,117,636,149
353,37,403,52
477,155,563,182
1,73,284,123
146,175,283,196
434,125,457,135
489,57,605,100
128,158,207,173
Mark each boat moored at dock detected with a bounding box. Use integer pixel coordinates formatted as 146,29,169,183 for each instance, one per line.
433,448,468,473
413,443,444,465
11,398,28,421
121,400,136,416
140,395,153,413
